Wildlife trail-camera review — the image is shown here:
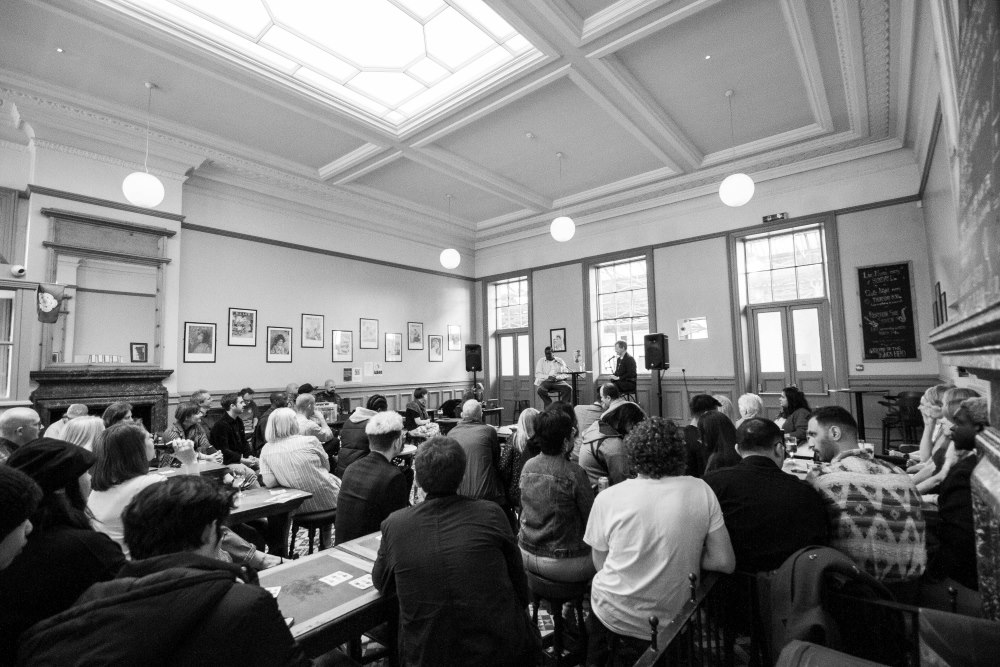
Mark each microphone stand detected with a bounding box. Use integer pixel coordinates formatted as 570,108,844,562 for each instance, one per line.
655,368,663,418
681,368,690,419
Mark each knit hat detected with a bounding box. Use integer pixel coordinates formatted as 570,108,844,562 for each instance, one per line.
6,438,96,493
0,466,42,539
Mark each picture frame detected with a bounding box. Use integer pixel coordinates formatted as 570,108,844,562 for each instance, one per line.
360,318,379,349
386,333,402,362
301,313,324,348
550,327,567,352
183,322,216,363
266,326,293,363
332,330,353,362
130,342,148,363
428,335,443,362
447,324,462,351
227,308,257,346
407,321,424,350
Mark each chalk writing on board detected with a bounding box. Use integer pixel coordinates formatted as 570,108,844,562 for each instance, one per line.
858,263,918,361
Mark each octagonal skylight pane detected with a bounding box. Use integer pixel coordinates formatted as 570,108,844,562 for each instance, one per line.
426,7,496,69
408,57,450,85
174,0,271,38
452,0,516,41
401,0,448,21
261,25,358,83
350,72,425,108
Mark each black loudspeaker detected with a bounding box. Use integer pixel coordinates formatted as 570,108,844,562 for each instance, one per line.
465,344,483,372
644,333,669,370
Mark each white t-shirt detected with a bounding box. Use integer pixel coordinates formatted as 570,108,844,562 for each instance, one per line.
584,475,725,639
88,474,164,558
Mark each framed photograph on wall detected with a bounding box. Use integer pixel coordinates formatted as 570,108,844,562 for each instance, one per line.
407,322,424,350
301,314,324,348
550,328,567,352
184,322,216,363
428,335,443,362
267,326,293,363
130,342,148,363
386,333,402,362
360,318,378,349
332,330,353,362
447,325,461,351
227,308,257,346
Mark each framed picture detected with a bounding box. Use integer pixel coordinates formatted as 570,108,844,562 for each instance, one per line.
227,308,257,346
267,326,293,363
550,328,567,352
447,324,461,351
130,342,148,363
332,330,353,362
407,321,424,350
184,322,216,363
386,333,402,362
301,314,324,348
428,335,443,362
360,318,379,349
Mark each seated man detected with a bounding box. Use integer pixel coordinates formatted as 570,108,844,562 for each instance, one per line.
609,340,637,395
237,387,257,435
334,411,409,545
0,407,43,464
209,393,258,469
295,393,334,443
43,403,88,440
534,346,572,407
373,436,540,667
16,476,309,666
313,379,342,407
807,405,926,586
253,391,288,452
704,418,828,572
450,400,507,514
572,383,621,462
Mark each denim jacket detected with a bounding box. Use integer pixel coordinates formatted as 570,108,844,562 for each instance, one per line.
518,454,594,558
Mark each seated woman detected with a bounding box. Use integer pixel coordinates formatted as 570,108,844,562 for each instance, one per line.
700,410,741,474
335,394,388,477
101,401,132,428
913,383,954,464
579,401,647,487
913,386,980,493
735,393,764,428
0,439,126,663
518,409,596,584
777,386,810,447
62,416,105,451
500,407,538,514
160,403,222,465
259,408,341,550
403,387,440,439
713,395,737,423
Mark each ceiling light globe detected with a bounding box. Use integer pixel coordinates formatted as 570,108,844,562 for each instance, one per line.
439,248,461,269
719,173,754,207
122,171,165,208
550,216,575,242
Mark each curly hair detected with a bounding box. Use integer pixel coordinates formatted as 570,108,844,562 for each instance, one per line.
625,417,687,479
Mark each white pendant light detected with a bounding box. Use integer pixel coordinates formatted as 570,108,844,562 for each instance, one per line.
122,82,165,209
550,152,575,242
719,89,754,208
440,194,461,269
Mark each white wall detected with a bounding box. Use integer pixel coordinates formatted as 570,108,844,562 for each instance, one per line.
531,263,585,369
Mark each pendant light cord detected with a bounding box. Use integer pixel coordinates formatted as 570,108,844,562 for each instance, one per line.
727,90,736,162
143,83,155,173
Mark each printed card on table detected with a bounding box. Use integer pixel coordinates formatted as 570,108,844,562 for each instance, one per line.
349,574,373,589
265,586,281,598
319,571,352,587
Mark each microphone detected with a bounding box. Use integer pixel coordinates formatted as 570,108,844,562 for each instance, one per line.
681,368,690,415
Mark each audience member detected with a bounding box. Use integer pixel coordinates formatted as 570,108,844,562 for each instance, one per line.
190,389,214,437
704,418,827,572
912,386,980,493
373,436,541,667
0,407,43,464
162,404,219,463
61,415,105,451
403,387,438,437
0,465,41,570
259,408,341,550
585,417,734,664
284,382,299,406
700,410,741,474
500,407,537,512
682,394,720,477
518,409,595,585
713,394,737,423
101,401,133,428
0,439,126,662
237,387,257,435
735,393,764,428
534,346,571,407
573,384,620,462
16,476,310,666
209,393,257,468
609,341,637,395
43,404,88,440
915,383,954,463
314,379,342,406
579,400,646,486
335,394,388,477
254,391,288,452
806,405,926,586
778,386,811,446
294,392,333,443
451,400,508,514
334,411,409,545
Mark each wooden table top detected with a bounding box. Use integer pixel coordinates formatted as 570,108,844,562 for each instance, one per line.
150,461,229,479
228,486,312,524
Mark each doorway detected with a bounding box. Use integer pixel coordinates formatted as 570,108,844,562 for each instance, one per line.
496,331,531,424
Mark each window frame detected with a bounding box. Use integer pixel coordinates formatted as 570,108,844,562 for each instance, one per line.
0,281,37,404
585,252,655,379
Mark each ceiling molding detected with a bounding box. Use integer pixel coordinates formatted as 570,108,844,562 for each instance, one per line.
318,143,387,181
895,0,917,145
579,0,672,44
700,123,829,168
860,0,892,138
583,0,724,59
830,0,870,136
331,149,404,185
779,0,834,131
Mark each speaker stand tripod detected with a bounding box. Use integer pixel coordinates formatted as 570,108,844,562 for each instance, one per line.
654,368,663,418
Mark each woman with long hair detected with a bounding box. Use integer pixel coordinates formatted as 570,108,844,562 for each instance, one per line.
700,410,741,474
101,401,133,428
778,386,811,447
913,387,980,493
0,439,125,662
62,416,106,451
500,407,538,513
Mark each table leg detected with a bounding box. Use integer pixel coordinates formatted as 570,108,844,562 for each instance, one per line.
854,392,867,445
264,512,292,558
570,374,579,407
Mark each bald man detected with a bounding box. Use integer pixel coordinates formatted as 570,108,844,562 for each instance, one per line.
0,408,43,464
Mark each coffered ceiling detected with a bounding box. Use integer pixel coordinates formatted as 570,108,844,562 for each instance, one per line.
0,0,919,253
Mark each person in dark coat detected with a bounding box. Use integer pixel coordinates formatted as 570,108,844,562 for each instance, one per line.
335,394,388,477
609,340,637,394
373,436,541,667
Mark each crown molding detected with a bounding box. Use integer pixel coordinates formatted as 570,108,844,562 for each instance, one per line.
831,0,870,136
780,0,834,132
860,0,892,138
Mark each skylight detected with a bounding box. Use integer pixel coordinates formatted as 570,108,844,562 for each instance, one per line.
98,0,542,134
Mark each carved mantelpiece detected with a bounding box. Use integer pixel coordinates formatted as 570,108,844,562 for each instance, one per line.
30,367,173,433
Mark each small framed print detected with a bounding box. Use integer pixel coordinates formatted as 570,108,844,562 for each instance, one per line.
267,326,293,363
447,325,461,351
550,328,567,352
301,314,324,348
228,308,257,346
332,330,353,362
130,342,148,363
428,335,443,362
386,333,402,362
407,322,424,350
360,318,378,349
184,322,216,363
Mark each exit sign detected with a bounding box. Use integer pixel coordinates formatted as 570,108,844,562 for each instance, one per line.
763,212,788,223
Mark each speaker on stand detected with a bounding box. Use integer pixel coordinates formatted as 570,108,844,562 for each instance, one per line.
465,344,483,397
644,334,669,418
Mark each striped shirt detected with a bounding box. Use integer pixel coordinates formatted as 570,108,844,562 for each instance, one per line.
259,435,340,514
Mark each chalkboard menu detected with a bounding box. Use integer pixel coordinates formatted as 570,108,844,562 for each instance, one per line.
858,262,918,360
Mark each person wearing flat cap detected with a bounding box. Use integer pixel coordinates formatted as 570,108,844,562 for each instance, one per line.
0,438,126,664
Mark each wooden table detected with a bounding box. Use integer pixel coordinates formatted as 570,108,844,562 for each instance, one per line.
228,486,312,558
436,417,460,435
566,370,589,406
483,406,503,425
336,530,382,562
150,461,229,480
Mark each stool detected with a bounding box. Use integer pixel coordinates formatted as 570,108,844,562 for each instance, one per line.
525,570,590,666
290,508,337,555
